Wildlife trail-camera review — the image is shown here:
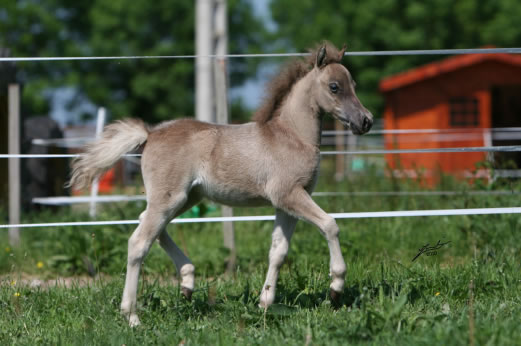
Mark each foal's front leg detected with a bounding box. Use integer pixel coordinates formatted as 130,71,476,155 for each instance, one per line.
259,210,297,308
277,187,347,304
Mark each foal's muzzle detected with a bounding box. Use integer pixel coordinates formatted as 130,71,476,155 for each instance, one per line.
350,113,373,135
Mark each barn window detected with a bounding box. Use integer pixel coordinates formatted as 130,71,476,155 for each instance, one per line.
449,97,479,127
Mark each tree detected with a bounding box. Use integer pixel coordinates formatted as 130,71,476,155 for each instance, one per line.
0,0,266,123
269,0,521,116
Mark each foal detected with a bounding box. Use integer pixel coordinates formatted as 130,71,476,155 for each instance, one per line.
68,43,373,326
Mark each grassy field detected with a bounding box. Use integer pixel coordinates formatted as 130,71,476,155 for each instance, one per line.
1,161,521,345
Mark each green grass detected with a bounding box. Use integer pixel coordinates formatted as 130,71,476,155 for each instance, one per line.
1,162,521,345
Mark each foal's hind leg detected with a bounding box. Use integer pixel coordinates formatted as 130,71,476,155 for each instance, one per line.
157,191,202,301
259,210,297,308
158,233,194,300
275,187,346,305
120,193,188,327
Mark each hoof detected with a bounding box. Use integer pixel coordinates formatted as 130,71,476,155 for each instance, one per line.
330,289,342,308
258,301,270,309
182,287,193,301
128,314,141,327
258,286,275,308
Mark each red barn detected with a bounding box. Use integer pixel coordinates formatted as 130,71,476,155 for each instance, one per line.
380,53,521,181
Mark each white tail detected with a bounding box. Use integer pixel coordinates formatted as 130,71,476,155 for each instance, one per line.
67,119,149,190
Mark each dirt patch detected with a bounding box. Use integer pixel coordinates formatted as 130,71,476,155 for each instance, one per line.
1,273,180,289
1,273,110,289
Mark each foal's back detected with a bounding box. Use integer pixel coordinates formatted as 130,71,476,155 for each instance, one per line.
141,118,319,207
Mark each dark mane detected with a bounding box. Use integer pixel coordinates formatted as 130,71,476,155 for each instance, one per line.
252,42,345,124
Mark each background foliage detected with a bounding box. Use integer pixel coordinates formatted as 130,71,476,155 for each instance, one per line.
0,0,265,123
269,0,521,115
2,1,521,123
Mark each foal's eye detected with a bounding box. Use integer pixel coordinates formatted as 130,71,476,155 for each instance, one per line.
329,82,339,94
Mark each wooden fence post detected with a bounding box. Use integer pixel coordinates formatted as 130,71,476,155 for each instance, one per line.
214,0,236,274
8,84,20,246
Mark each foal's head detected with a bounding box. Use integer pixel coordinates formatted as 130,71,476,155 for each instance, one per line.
311,44,373,135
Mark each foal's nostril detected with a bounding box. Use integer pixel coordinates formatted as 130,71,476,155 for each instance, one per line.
362,117,372,132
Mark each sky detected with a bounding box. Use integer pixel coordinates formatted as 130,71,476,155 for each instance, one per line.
50,87,97,127
227,0,276,111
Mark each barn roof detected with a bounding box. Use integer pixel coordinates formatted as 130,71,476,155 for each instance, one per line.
380,52,521,92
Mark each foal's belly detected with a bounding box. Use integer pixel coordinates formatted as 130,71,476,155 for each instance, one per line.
194,179,270,208
207,193,270,208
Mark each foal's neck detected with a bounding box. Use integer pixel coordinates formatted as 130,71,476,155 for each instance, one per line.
277,71,322,148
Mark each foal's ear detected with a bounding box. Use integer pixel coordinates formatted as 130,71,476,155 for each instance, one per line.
316,45,327,68
338,44,347,60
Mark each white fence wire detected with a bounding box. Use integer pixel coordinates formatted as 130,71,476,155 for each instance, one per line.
2,208,521,229
1,145,521,158
2,133,521,227
2,138,520,228
31,190,521,206
2,48,521,230
1,47,521,62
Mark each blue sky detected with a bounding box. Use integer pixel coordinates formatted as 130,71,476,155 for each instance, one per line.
230,0,278,110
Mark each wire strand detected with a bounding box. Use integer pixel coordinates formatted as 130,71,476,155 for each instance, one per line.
2,145,521,158
30,190,521,205
1,47,520,62
2,207,521,229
